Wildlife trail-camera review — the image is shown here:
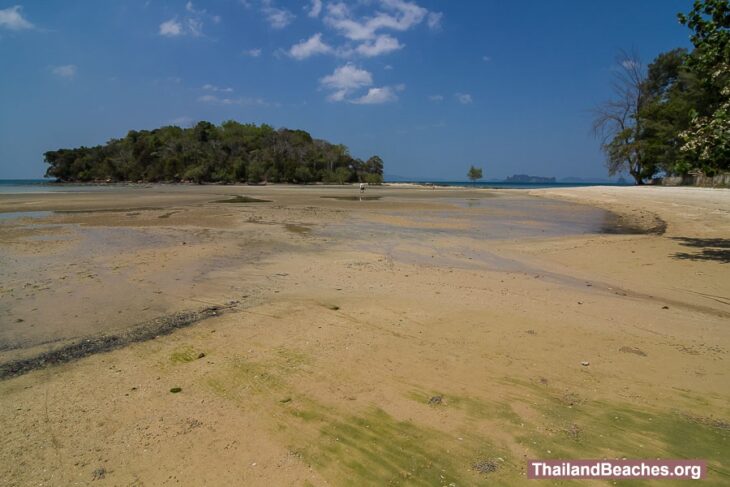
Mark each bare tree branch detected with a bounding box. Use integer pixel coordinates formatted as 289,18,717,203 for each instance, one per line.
592,50,648,183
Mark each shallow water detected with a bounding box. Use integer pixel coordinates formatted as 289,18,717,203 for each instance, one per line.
323,196,647,243
0,211,53,220
321,195,383,201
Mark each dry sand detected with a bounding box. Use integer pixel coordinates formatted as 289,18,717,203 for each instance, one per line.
0,184,728,486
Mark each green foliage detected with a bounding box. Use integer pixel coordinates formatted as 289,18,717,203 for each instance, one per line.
467,165,483,182
677,0,730,173
639,49,702,175
595,2,729,181
334,166,352,184
293,166,313,183
362,173,383,185
679,95,730,172
43,121,384,184
678,0,730,89
247,160,266,184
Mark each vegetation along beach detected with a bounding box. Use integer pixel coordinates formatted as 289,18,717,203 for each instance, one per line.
0,0,728,486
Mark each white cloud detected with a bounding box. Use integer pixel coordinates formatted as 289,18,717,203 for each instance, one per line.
320,64,373,90
202,84,234,93
159,18,183,36
159,17,203,37
455,92,473,104
186,17,203,37
352,86,398,104
355,34,403,57
307,0,322,18
262,0,294,29
427,11,442,30
428,94,443,102
159,2,218,38
0,5,33,30
326,2,350,19
52,65,77,79
198,94,267,106
314,0,437,59
243,48,262,57
289,33,333,60
324,0,428,41
320,64,373,102
319,64,402,104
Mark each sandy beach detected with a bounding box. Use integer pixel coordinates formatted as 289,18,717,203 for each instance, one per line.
0,184,728,485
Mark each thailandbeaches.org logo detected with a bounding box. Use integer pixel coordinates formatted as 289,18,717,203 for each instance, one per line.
527,459,706,480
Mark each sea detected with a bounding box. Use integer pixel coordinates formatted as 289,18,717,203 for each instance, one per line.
392,180,631,189
0,179,632,194
0,179,129,194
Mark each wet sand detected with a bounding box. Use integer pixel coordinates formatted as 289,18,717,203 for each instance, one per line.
0,184,728,485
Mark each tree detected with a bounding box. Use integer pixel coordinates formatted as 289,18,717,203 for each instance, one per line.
592,50,654,184
293,166,313,183
639,48,702,175
365,155,384,175
334,166,352,184
677,0,730,174
363,173,383,185
467,165,483,182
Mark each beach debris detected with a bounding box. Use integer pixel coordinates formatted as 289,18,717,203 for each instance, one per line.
564,423,582,441
280,397,292,403
619,346,647,357
562,391,582,406
526,329,537,335
681,413,730,431
197,352,206,359
472,459,498,474
92,467,106,480
170,387,182,393
580,361,590,367
326,304,340,311
662,305,670,309
428,395,443,405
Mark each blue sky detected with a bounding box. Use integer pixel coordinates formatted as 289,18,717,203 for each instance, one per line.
0,0,693,180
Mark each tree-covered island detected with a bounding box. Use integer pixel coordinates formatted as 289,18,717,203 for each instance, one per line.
44,121,384,185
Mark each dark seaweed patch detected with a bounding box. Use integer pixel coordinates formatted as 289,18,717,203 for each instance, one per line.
214,196,271,204
0,306,228,380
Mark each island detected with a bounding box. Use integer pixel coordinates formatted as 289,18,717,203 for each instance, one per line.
43,121,384,185
504,174,556,183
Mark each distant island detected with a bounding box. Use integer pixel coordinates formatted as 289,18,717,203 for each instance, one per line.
560,176,631,184
504,174,556,183
44,121,384,185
